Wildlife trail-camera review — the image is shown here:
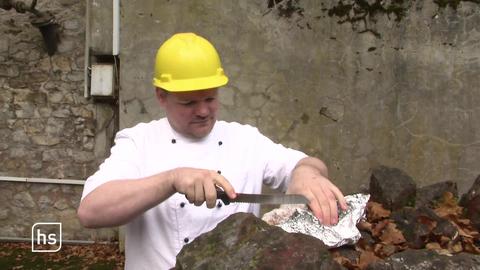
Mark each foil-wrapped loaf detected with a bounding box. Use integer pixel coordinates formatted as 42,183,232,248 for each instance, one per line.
262,193,370,248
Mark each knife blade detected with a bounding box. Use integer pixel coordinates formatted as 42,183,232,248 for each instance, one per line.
216,189,309,205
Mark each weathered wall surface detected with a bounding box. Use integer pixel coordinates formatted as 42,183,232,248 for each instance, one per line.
0,0,115,240
120,0,480,195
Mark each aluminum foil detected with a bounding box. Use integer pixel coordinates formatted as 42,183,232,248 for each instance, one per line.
262,193,370,248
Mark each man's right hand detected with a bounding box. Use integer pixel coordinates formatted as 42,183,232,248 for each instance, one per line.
169,168,237,208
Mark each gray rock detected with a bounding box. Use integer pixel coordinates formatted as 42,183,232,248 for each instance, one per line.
11,130,29,143
31,135,60,146
0,208,9,220
63,19,80,30
72,150,95,162
30,183,59,193
54,198,70,210
370,166,417,210
12,191,36,208
460,175,480,231
14,102,36,118
391,206,458,249
52,108,71,118
38,195,53,211
175,212,345,270
0,64,19,77
366,249,480,270
416,181,458,208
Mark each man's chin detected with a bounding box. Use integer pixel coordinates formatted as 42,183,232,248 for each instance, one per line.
187,125,214,139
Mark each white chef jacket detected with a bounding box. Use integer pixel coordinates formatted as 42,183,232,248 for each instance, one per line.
81,118,307,270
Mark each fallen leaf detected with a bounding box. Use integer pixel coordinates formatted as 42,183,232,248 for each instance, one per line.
375,243,397,257
379,223,406,245
367,202,391,221
447,241,463,253
464,241,480,254
426,242,442,250
357,250,381,269
372,219,390,237
357,220,372,232
434,192,463,218
416,215,437,232
433,248,453,256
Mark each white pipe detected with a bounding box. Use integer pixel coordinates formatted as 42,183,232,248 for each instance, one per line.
0,176,84,185
84,0,91,98
0,237,97,244
112,0,120,55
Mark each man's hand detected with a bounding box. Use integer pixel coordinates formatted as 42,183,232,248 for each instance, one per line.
287,158,347,226
169,168,237,208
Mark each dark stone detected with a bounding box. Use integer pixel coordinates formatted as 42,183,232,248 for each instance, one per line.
359,231,376,247
416,181,458,208
175,212,345,270
391,206,458,249
331,246,360,264
366,249,480,270
369,166,417,210
460,175,480,231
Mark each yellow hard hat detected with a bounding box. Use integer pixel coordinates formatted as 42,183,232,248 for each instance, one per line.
153,33,229,92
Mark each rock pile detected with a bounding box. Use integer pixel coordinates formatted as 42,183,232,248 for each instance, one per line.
175,165,480,269
333,165,480,270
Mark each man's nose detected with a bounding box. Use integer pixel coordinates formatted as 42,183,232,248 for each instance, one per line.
195,102,210,117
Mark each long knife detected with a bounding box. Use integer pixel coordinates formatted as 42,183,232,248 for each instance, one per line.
216,188,309,205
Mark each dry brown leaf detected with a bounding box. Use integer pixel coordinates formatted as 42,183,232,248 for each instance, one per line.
372,219,390,237
433,248,453,256
455,218,471,226
367,202,391,221
416,215,437,232
357,220,373,232
332,253,353,268
357,250,381,270
447,241,463,253
356,237,374,252
375,244,397,257
379,223,406,245
448,220,474,238
439,235,451,245
426,242,442,250
464,242,480,254
434,192,463,218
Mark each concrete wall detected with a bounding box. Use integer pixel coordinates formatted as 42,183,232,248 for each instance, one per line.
119,0,480,195
0,0,116,240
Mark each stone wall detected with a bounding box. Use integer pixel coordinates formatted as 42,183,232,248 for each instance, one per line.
119,0,480,196
0,0,116,240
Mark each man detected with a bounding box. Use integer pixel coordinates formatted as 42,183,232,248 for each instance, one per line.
78,32,347,269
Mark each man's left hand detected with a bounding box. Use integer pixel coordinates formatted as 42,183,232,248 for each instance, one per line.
287,158,347,226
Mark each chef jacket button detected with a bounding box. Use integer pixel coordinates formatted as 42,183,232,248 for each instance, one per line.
184,237,189,243
180,202,185,208
217,202,222,208
218,141,223,146
217,170,221,174
171,139,176,144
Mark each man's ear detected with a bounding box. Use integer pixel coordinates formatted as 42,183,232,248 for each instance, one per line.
155,88,167,106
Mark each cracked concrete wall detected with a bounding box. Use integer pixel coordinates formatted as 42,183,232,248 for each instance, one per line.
119,0,480,195
0,0,116,240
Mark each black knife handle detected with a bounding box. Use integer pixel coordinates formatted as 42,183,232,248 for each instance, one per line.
216,187,230,205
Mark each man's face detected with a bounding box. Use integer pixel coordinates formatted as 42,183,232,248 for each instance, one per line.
156,88,219,139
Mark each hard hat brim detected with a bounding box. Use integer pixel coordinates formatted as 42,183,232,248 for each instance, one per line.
153,74,228,92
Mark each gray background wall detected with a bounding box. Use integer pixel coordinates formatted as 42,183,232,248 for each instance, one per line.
119,0,480,196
